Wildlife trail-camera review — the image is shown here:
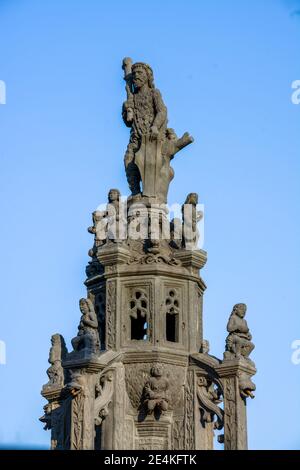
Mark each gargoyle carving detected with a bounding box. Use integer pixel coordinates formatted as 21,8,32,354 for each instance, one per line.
238,371,256,399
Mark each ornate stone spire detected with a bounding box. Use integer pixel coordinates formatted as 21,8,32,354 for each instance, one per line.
40,58,256,451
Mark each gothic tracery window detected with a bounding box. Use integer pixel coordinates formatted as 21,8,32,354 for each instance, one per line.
165,288,179,342
129,289,148,340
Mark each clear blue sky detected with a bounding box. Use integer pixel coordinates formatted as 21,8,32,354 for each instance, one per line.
0,0,299,450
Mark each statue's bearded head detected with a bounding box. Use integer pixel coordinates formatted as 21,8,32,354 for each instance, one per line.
132,62,154,90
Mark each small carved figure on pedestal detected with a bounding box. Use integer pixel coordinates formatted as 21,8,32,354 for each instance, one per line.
182,193,203,250
43,334,67,390
224,303,255,365
70,298,100,359
106,188,126,243
223,303,256,401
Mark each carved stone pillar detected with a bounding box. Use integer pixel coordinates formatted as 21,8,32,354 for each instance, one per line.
216,360,256,450
69,372,95,450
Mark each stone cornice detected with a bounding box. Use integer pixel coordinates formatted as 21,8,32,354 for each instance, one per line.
122,349,189,367
41,385,63,401
215,358,257,377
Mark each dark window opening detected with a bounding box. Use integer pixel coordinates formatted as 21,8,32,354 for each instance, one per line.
131,312,147,340
166,313,179,342
95,304,106,351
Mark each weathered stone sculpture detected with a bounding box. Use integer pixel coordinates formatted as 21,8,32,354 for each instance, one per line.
143,364,169,415
43,334,67,390
69,298,100,359
122,58,193,203
41,57,257,450
224,303,255,363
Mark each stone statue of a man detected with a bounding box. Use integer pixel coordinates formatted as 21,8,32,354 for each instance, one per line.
122,60,168,195
225,303,255,362
143,364,169,414
71,298,100,357
122,58,193,202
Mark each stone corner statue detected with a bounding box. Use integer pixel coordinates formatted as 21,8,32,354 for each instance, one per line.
122,57,193,203
42,334,67,391
69,298,100,360
40,57,257,451
224,303,255,365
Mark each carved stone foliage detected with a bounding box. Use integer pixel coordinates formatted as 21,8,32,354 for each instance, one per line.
71,391,85,450
196,376,224,430
43,334,67,390
106,280,116,349
223,377,238,450
172,417,185,450
63,369,94,450
128,253,180,266
94,371,114,425
184,370,195,450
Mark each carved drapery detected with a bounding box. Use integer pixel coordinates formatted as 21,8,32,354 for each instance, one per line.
184,370,195,449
